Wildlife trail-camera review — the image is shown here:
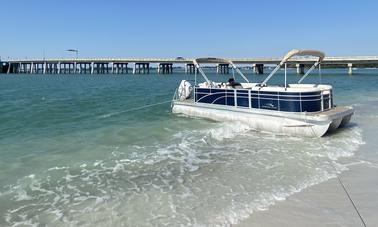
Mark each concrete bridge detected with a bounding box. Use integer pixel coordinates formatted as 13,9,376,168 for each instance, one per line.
1,56,378,75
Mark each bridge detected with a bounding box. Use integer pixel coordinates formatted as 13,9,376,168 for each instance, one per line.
1,56,378,75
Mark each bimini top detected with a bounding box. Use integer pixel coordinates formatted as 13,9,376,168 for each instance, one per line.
193,57,250,83
262,49,325,85
279,49,325,66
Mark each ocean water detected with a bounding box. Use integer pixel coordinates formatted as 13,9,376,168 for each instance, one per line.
0,69,377,226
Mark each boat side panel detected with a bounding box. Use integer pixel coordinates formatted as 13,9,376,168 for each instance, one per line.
259,91,279,111
236,90,249,107
195,87,326,113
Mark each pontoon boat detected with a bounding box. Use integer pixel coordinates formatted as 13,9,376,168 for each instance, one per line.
171,50,353,137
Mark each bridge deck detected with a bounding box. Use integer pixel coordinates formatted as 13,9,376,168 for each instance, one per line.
4,56,378,65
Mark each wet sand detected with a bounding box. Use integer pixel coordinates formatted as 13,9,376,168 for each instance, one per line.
237,165,378,227
238,113,378,227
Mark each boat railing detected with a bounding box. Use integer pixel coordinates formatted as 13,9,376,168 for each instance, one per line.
194,87,332,112
172,88,179,102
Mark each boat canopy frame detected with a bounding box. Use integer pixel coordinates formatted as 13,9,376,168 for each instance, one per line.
193,57,250,86
261,49,325,87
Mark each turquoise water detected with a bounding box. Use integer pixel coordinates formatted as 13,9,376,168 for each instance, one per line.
0,69,377,226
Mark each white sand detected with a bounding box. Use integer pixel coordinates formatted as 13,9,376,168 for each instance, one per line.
237,165,378,227
237,117,378,227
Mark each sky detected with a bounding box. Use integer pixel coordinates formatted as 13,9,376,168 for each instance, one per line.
1,0,378,59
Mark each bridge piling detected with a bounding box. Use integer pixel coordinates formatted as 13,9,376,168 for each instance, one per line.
98,63,103,74
80,63,84,74
31,62,35,74
55,63,59,74
36,63,39,74
114,63,119,74
118,63,122,74
348,63,353,75
185,63,197,74
296,64,305,74
146,63,150,74
57,62,60,74
6,63,10,74
77,63,82,74
83,63,85,74
217,64,229,74
124,63,129,74
40,63,44,74
133,63,149,74
48,63,52,74
114,63,128,74
90,62,93,74
252,64,264,74
157,63,173,74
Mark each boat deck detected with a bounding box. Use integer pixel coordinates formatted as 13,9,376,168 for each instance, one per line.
307,106,353,117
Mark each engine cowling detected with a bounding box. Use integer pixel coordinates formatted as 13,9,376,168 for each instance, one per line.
177,80,193,101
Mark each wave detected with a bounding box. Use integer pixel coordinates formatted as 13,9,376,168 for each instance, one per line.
0,122,364,226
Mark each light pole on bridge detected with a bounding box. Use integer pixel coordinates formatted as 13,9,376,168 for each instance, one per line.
67,49,79,59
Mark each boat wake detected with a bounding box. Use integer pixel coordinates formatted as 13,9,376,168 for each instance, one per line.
0,121,364,226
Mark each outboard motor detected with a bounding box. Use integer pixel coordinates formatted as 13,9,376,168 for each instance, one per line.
177,80,193,101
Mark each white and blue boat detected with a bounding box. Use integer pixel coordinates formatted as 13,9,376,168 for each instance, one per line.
172,49,354,137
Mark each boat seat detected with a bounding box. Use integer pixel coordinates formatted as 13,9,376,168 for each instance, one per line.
227,78,242,88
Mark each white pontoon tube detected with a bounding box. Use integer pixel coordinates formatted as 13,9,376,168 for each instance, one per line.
193,58,249,86
261,49,325,86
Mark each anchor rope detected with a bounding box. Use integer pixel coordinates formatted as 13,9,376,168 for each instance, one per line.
318,140,367,227
98,99,172,118
334,168,367,227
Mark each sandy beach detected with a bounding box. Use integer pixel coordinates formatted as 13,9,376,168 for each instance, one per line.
238,110,378,227
238,165,378,227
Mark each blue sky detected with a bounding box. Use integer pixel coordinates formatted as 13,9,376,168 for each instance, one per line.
1,0,377,59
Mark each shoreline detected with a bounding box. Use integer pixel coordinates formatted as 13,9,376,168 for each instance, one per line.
237,111,378,227
237,164,378,226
